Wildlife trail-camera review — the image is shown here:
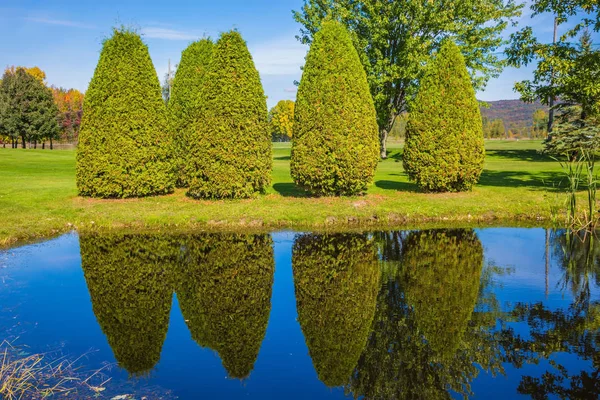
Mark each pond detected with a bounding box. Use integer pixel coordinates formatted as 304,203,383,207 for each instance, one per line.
0,229,599,399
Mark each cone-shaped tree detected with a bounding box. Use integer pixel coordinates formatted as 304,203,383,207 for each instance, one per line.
76,28,173,198
400,229,483,358
403,40,485,192
186,31,271,199
80,233,177,376
169,39,213,188
175,234,274,379
291,20,379,196
292,233,379,387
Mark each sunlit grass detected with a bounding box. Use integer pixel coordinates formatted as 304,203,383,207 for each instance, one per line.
0,140,579,247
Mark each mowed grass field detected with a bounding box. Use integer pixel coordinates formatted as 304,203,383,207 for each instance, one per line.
0,140,569,246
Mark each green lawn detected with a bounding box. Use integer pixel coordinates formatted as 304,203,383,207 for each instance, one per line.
0,140,570,247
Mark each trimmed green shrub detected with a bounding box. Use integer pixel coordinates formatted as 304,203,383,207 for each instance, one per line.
403,40,485,192
80,234,177,376
291,20,379,196
169,39,213,188
400,229,483,358
76,28,173,198
292,233,379,387
175,234,274,379
187,31,271,199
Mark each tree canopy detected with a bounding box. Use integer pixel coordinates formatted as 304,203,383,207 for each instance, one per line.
76,28,173,198
403,40,485,192
0,67,59,148
186,30,271,199
294,0,522,158
291,19,379,196
268,100,295,141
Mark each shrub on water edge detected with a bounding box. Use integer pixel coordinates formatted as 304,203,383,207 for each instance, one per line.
186,31,271,199
403,39,485,192
291,20,380,196
169,39,213,188
76,28,173,198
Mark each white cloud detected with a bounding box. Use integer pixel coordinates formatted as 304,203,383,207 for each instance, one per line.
141,27,202,41
25,17,96,29
251,36,307,76
284,87,298,93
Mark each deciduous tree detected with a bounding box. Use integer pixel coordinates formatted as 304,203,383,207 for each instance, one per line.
268,100,295,141
294,0,522,158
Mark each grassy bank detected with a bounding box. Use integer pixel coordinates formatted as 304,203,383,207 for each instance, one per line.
0,140,570,247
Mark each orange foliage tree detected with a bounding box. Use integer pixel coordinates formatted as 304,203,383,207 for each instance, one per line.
52,87,84,142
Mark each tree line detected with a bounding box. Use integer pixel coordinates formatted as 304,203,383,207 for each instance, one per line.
0,67,84,149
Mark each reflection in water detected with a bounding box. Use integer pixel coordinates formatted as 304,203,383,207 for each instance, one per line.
552,230,600,305
292,234,380,387
176,234,274,379
348,229,497,399
80,234,178,376
75,229,600,397
401,230,483,358
81,233,274,379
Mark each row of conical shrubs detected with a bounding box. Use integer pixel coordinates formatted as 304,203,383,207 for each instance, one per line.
76,22,485,199
76,28,271,199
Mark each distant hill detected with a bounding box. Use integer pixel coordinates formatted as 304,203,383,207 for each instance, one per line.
480,99,548,132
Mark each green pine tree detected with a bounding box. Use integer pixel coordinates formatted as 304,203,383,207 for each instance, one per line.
0,68,59,149
291,19,379,196
76,28,173,198
403,40,485,192
169,39,213,188
186,31,271,199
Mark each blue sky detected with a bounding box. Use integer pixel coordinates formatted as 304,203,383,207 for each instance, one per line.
0,0,591,108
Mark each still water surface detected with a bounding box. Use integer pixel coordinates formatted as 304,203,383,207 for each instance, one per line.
0,229,598,399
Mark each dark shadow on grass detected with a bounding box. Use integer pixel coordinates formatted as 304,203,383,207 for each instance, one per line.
486,149,555,162
274,156,291,161
272,183,309,198
375,180,419,193
479,170,564,191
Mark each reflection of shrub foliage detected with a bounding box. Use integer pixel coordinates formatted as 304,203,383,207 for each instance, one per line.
175,234,274,379
400,229,483,358
80,234,178,376
292,234,380,387
347,230,502,400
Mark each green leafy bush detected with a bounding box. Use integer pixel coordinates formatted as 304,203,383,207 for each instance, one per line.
187,31,271,199
80,233,177,376
291,20,379,196
400,229,483,358
175,234,274,379
76,28,173,198
169,39,213,188
403,40,485,192
292,233,379,387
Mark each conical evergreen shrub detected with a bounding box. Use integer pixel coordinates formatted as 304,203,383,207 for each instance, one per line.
76,28,173,198
291,20,379,196
187,31,271,199
169,39,213,188
403,40,485,192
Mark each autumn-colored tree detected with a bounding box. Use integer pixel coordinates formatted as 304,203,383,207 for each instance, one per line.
269,100,295,141
52,87,84,142
4,66,46,84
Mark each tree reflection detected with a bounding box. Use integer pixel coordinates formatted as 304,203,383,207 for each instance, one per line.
347,229,506,399
80,234,178,376
292,233,380,387
175,233,274,379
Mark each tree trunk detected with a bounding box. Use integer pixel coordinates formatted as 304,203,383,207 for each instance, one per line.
50,138,53,150
34,140,37,149
21,136,26,149
42,142,45,150
379,129,389,159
